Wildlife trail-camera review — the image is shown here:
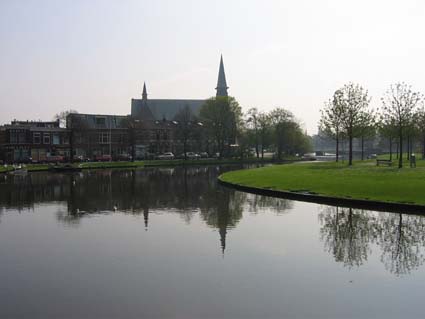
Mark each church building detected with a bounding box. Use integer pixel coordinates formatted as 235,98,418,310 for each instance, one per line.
131,55,229,121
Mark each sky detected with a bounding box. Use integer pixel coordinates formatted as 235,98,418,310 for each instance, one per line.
1,0,425,134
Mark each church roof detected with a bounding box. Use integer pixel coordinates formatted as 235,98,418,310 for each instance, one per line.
216,55,228,97
131,98,205,121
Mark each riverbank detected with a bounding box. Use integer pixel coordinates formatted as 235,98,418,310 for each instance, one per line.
219,160,425,208
0,157,294,174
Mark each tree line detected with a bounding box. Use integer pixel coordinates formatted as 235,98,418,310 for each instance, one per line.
319,82,424,168
56,97,312,161
197,96,311,159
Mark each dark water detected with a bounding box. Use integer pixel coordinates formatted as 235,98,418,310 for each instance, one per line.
1,166,425,319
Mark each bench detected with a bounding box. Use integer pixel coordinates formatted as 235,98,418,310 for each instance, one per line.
376,159,392,166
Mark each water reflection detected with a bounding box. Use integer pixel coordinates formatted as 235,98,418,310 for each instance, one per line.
2,166,425,276
0,166,291,254
319,206,425,276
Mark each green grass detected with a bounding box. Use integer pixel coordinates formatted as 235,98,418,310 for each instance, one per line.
219,159,425,205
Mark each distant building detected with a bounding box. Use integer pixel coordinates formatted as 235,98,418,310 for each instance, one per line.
0,56,230,163
131,55,229,120
0,120,69,163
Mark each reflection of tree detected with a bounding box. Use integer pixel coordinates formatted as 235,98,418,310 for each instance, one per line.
377,212,425,276
319,206,379,268
246,194,292,215
319,206,425,276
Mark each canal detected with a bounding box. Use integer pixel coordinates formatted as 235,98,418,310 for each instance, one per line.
1,165,425,318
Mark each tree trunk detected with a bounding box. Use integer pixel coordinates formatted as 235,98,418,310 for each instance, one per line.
361,136,364,161
396,142,399,159
389,137,392,161
422,135,425,160
407,136,410,161
348,134,353,166
335,131,339,163
399,129,403,168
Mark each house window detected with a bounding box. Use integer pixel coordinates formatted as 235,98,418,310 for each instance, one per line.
96,117,106,127
99,132,109,144
52,134,60,145
10,131,18,144
43,133,51,144
18,132,26,144
33,132,41,144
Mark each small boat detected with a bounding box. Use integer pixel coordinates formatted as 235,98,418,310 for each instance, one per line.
9,168,28,175
48,164,82,172
8,164,28,175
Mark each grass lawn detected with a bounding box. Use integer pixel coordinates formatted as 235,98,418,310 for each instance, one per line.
219,159,425,205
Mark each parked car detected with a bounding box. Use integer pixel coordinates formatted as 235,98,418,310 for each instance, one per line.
157,152,175,160
94,154,112,162
45,155,65,163
115,154,132,161
199,152,209,158
184,152,200,160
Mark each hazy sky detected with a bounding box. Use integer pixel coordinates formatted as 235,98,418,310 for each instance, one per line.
1,0,425,133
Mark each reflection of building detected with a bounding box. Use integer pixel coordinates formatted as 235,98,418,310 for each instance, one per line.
0,56,229,162
0,120,69,163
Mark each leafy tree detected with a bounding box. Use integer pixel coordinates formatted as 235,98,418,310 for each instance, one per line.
269,108,293,160
246,108,261,158
415,107,425,159
378,117,398,161
199,96,242,158
269,108,311,159
174,105,198,160
381,82,423,168
257,112,272,159
319,96,344,162
357,111,376,160
336,83,371,166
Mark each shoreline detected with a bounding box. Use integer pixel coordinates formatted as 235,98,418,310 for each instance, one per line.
218,161,425,214
0,158,301,174
217,178,425,214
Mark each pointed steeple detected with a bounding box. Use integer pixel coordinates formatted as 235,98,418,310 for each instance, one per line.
142,82,148,101
216,55,229,97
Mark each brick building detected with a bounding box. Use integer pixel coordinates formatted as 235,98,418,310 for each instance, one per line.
0,120,69,163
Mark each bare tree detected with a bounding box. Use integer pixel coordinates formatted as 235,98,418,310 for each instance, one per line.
381,83,423,168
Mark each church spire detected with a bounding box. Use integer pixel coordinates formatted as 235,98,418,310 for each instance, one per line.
142,82,148,100
216,55,229,97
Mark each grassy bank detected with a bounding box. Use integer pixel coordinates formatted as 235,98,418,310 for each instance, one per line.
219,160,425,205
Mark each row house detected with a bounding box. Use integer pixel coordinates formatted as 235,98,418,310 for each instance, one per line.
0,120,69,163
